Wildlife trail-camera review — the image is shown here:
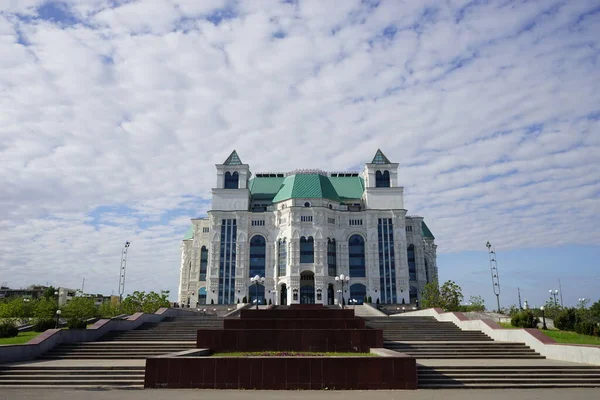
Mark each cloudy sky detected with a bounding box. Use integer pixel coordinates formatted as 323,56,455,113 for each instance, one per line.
1,0,598,308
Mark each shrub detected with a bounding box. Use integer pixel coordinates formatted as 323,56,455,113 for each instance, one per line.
66,319,87,329
33,318,55,332
555,308,578,331
511,310,537,328
0,320,18,338
574,320,596,336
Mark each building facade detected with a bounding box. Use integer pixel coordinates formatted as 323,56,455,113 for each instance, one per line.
178,150,437,307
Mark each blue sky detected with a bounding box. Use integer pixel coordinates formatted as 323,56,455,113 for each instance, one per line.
0,0,598,307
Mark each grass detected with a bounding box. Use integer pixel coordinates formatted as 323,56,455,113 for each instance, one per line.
498,322,519,329
0,331,41,345
541,330,600,345
211,351,377,357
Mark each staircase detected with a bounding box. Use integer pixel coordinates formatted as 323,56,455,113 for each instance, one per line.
417,365,600,388
0,366,145,388
0,314,223,388
364,315,600,388
39,315,223,360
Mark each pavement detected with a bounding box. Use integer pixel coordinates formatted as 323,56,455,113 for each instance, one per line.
1,388,599,400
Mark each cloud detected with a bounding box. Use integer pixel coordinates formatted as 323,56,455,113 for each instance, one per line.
0,0,599,303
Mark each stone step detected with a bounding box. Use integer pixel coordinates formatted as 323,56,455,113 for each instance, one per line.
0,375,145,381
0,380,143,386
413,354,546,359
0,370,143,376
418,383,600,389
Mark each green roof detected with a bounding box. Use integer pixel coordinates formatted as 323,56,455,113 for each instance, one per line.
371,149,392,164
183,225,194,240
248,176,285,200
223,150,242,165
271,174,342,203
422,221,435,239
328,176,365,201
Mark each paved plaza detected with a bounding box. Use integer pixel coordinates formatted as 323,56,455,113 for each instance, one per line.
2,388,600,400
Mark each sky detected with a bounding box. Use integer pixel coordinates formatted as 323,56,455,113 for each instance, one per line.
0,0,599,309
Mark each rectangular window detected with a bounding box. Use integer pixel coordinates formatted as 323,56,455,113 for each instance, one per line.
406,226,412,232
349,219,363,226
301,215,313,222
218,219,236,304
278,240,287,276
378,218,397,304
251,220,265,226
202,227,210,233
328,218,336,224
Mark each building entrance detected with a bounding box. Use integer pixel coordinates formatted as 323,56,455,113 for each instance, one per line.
300,271,315,304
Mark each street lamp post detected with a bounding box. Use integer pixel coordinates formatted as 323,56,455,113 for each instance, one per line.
55,309,62,329
578,298,589,308
549,289,559,306
540,306,548,330
250,275,265,310
335,274,350,309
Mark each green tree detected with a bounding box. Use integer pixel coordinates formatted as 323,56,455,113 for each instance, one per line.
0,297,33,318
120,291,171,315
421,280,442,309
33,297,57,320
589,300,600,318
98,301,121,318
468,295,486,312
42,286,57,299
439,280,464,311
62,297,98,322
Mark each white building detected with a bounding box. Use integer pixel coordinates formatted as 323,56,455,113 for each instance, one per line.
178,150,437,307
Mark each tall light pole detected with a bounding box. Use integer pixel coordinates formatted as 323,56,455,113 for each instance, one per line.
250,275,264,310
486,241,501,313
549,289,559,306
118,241,131,303
335,274,350,309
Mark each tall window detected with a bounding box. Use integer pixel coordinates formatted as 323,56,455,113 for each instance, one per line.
300,236,314,263
378,218,397,304
278,239,287,276
199,246,208,281
327,238,336,277
218,219,237,304
224,171,239,189
249,235,266,277
348,234,366,277
375,170,390,187
407,244,416,281
424,258,430,283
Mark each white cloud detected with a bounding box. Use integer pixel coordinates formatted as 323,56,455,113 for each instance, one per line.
0,0,599,304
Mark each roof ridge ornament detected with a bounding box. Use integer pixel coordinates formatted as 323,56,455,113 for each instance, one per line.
371,149,391,164
223,150,242,165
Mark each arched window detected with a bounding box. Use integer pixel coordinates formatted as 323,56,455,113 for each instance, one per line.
199,246,208,281
327,238,336,276
249,283,265,305
348,235,366,277
408,244,416,281
249,235,266,277
350,283,367,304
280,284,287,305
300,236,314,263
278,239,287,276
375,170,390,187
224,171,239,189
198,287,207,305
